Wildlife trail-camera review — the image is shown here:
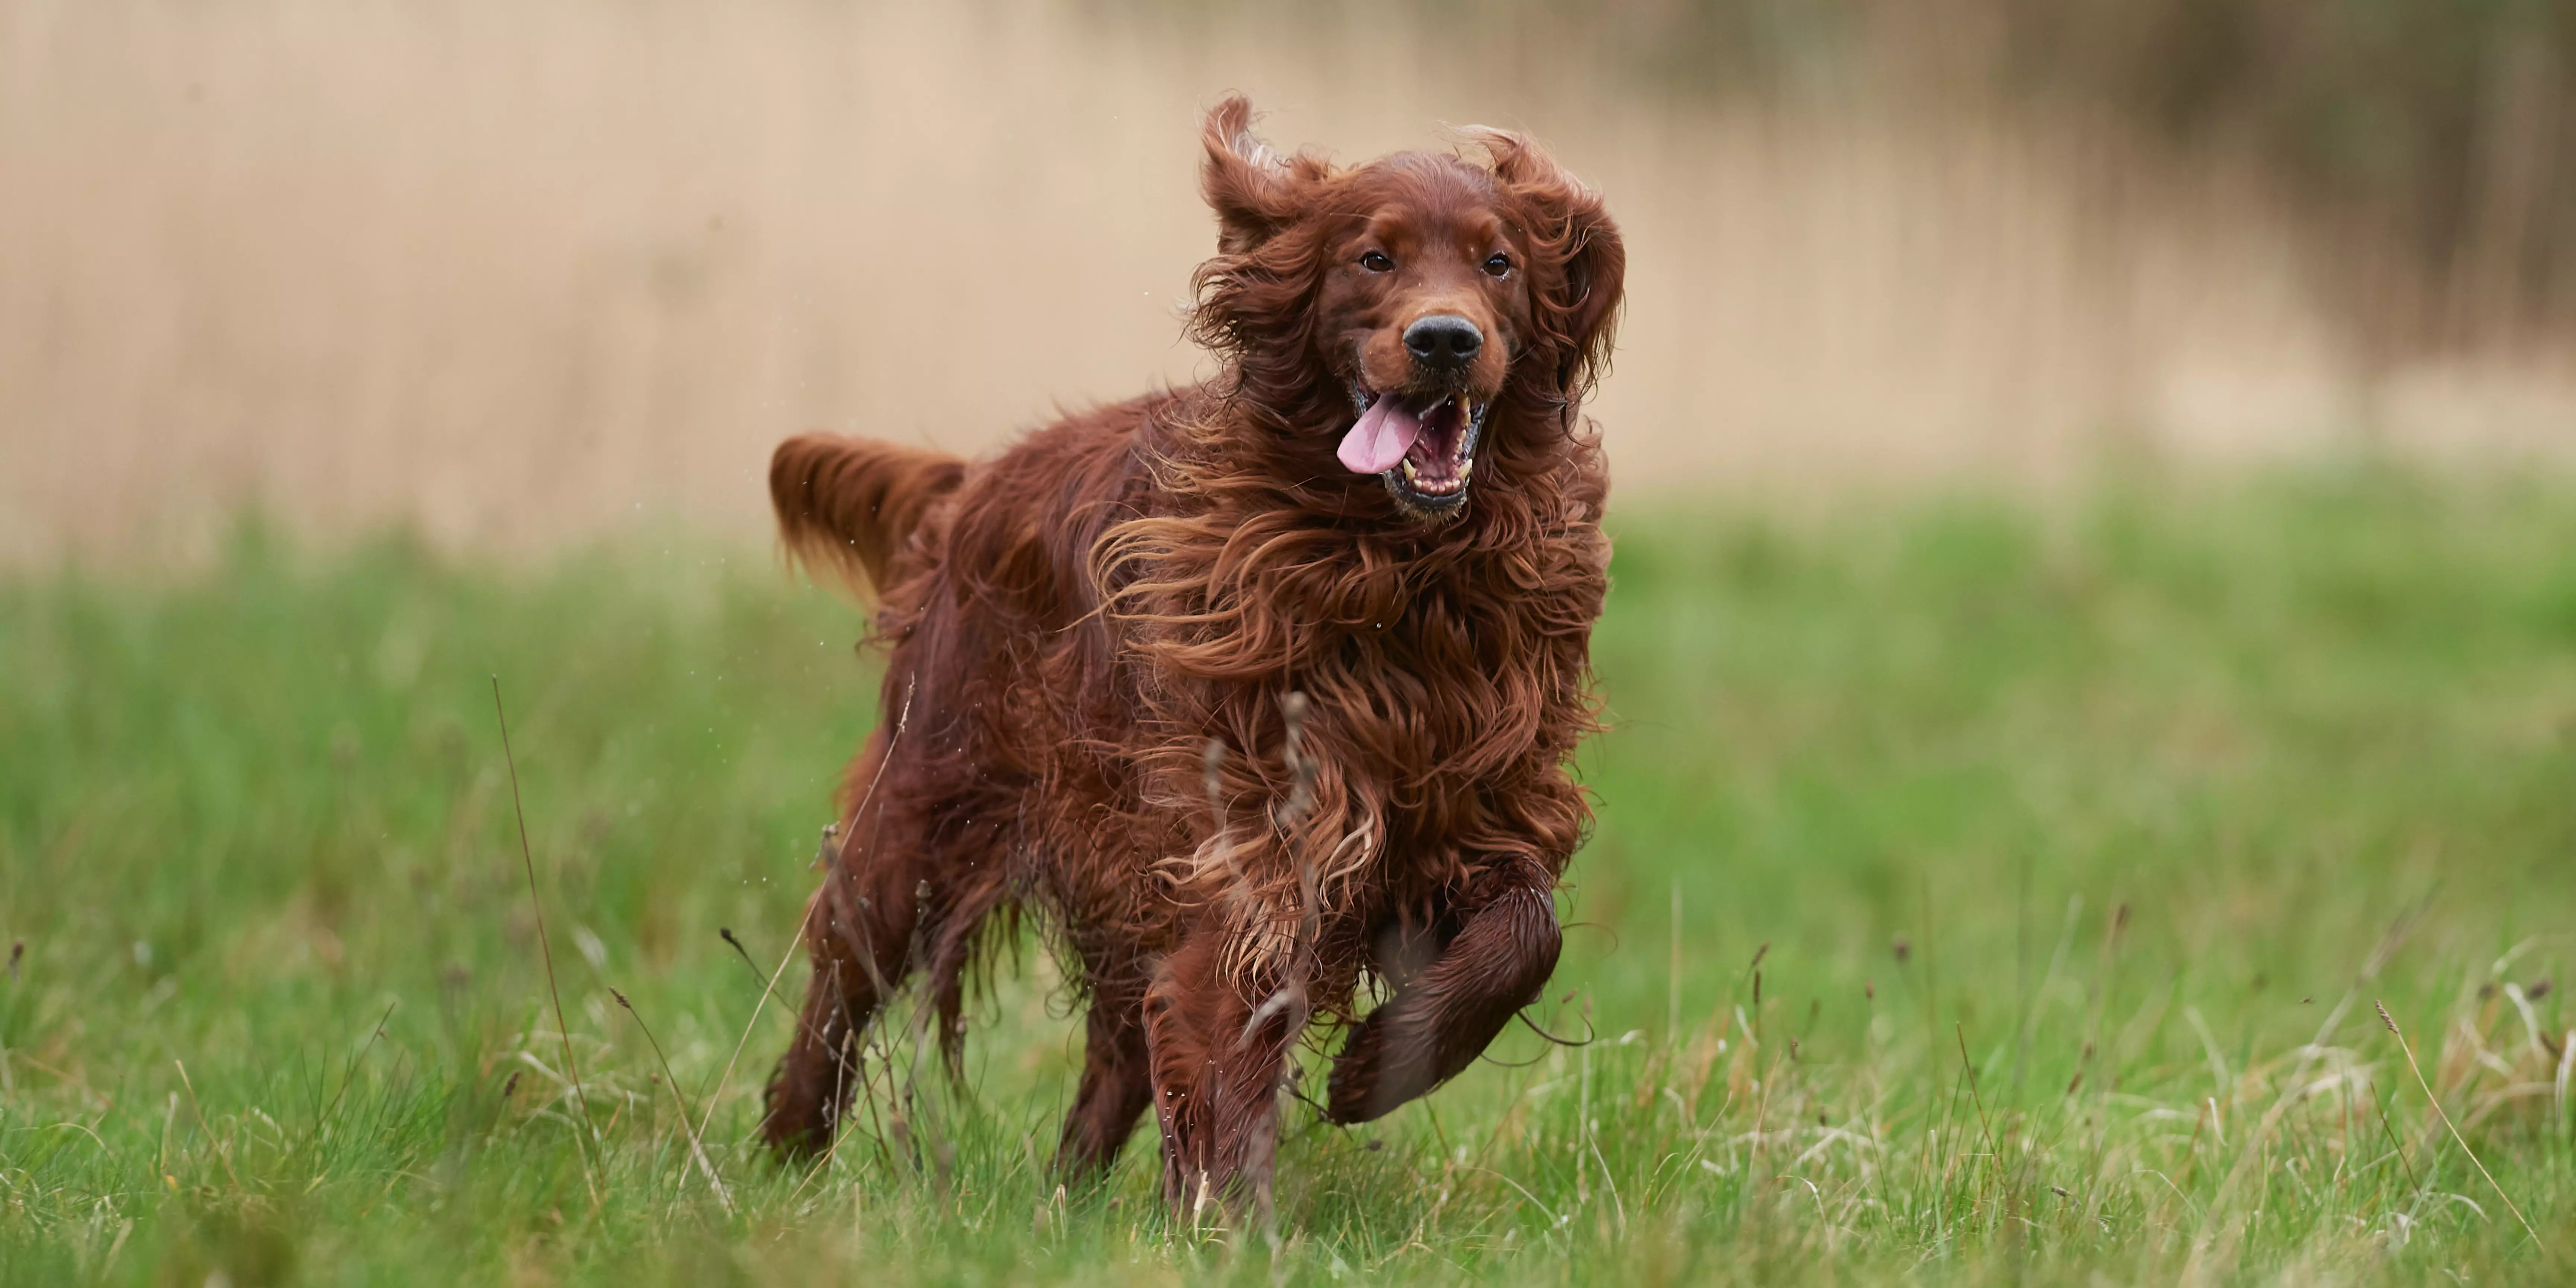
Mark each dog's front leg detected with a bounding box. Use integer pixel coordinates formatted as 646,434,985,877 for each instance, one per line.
1142,927,1300,1226
1325,855,1561,1124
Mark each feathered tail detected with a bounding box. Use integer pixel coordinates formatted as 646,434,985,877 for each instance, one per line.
768,434,966,594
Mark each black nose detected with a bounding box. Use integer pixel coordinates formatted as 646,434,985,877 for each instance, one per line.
1403,315,1484,371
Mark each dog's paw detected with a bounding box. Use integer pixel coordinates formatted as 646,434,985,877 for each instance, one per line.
1323,1017,1389,1124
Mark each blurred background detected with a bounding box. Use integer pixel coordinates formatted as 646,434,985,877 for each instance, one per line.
7,0,2574,565
7,7,2576,1278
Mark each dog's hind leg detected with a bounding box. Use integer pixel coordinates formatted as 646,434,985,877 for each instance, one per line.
1053,992,1152,1183
1323,855,1561,1124
759,737,934,1158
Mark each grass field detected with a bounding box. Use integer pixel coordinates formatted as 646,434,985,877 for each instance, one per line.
4,470,2573,1285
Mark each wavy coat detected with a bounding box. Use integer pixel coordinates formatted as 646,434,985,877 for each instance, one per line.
759,95,1625,1218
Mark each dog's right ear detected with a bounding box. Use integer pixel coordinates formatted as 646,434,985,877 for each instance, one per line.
1200,95,1300,255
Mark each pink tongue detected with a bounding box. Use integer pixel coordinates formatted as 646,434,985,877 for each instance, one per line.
1337,395,1423,474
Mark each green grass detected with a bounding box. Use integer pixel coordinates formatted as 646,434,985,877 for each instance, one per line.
3,470,2574,1285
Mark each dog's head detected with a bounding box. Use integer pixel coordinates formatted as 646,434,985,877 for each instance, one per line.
1187,97,1625,523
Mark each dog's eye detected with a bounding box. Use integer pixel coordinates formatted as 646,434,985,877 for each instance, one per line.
1483,252,1513,278
1359,250,1395,273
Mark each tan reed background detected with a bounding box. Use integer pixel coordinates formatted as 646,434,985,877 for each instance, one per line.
4,0,2571,564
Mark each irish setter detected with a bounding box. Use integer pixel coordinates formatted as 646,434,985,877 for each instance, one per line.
760,95,1624,1219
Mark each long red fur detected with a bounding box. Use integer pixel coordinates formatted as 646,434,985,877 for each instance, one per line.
758,95,1625,1218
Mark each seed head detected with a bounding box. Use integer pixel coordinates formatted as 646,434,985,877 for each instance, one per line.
2375,1000,2399,1034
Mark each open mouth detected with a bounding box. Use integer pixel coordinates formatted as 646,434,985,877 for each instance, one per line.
1341,382,1489,517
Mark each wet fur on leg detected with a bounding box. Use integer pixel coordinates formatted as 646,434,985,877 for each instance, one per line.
1325,856,1563,1124
1143,931,1301,1219
1054,996,1154,1183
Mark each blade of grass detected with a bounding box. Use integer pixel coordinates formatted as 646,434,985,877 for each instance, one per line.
2377,1000,2542,1250
610,986,733,1214
494,675,602,1206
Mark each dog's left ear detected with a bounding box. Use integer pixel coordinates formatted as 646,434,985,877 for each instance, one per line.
1469,129,1626,397
1200,95,1301,255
